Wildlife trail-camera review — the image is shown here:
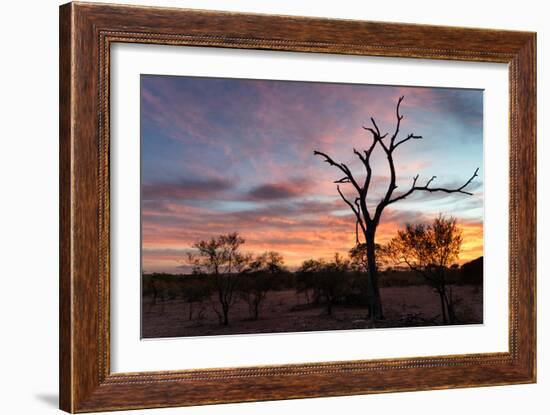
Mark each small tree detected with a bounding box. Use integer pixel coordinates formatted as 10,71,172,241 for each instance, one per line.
240,251,285,320
179,275,211,321
385,215,462,324
297,254,351,316
186,232,250,325
143,273,167,306
295,260,318,305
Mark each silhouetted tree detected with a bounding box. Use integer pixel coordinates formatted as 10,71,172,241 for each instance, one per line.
295,260,317,305
187,232,250,325
384,215,463,324
142,274,172,314
314,96,478,319
240,251,285,320
179,276,211,321
148,275,163,306
297,254,351,316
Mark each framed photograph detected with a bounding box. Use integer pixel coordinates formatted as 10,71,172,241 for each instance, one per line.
59,2,536,412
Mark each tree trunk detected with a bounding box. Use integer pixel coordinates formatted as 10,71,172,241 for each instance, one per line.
438,290,448,324
365,227,384,319
443,288,456,324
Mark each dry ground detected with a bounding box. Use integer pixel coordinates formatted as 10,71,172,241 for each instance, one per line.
141,284,483,338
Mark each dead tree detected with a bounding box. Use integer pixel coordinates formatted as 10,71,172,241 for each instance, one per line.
314,96,478,319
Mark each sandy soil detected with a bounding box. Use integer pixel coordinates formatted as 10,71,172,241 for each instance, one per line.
141,284,483,338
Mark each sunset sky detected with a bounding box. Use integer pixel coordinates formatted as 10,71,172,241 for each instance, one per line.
141,75,483,274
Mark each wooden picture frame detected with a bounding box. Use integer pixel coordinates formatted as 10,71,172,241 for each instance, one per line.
59,2,536,412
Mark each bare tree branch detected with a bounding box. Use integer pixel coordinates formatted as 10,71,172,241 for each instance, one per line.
354,197,364,244
334,177,350,184
376,148,397,220
313,150,342,170
378,136,390,155
363,120,389,155
426,175,437,187
336,184,358,214
313,150,361,192
389,96,405,148
360,137,379,192
362,124,388,141
387,96,424,150
336,185,366,235
370,117,381,136
387,168,479,205
362,126,378,137
393,133,423,149
354,197,361,213
353,147,366,164
375,99,409,220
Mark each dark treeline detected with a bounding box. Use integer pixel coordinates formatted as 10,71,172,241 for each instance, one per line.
143,255,482,323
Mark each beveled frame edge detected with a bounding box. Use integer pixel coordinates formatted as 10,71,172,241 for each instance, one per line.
59,2,536,413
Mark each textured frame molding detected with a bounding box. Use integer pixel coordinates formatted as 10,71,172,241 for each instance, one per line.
60,2,536,412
